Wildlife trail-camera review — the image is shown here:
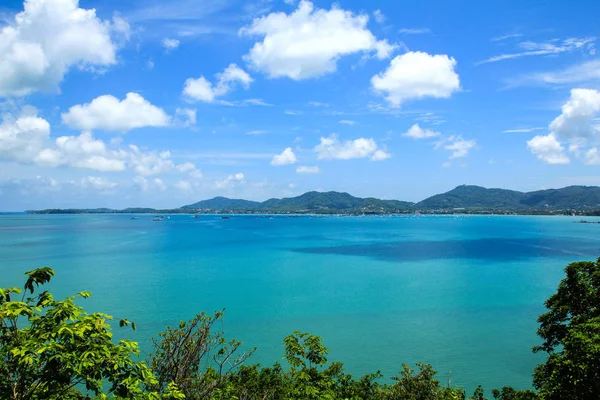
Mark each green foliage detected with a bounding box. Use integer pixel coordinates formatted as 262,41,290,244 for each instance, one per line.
0,268,181,400
148,311,254,399
532,257,600,399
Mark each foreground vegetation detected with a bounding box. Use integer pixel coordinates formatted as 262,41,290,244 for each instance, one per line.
1,257,599,399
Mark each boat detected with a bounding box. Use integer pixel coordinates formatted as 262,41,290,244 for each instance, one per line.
221,216,230,220
153,217,163,221
130,217,138,220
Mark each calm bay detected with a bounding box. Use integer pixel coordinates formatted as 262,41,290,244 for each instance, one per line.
1,214,599,392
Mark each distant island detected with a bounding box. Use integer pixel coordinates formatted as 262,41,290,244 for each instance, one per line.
27,185,600,216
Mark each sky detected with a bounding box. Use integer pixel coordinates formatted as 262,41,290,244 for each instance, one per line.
1,0,600,210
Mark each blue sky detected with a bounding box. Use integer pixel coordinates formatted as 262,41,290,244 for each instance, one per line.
1,0,600,210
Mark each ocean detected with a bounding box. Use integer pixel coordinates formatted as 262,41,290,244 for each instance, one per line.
1,213,599,393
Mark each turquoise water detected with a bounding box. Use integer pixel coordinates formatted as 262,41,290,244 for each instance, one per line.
1,214,600,392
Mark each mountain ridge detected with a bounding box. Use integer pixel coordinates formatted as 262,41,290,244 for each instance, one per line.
27,185,600,214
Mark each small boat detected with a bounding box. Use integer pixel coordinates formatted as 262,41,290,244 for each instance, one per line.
130,217,139,220
153,217,163,221
193,215,200,219
221,216,230,220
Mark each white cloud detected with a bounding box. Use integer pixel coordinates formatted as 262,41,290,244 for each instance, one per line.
239,0,396,80
398,28,430,35
175,180,191,191
271,147,297,165
0,0,127,97
371,51,460,107
37,131,126,172
176,108,197,126
161,37,180,51
246,130,267,135
176,161,203,178
491,33,523,42
503,127,544,133
62,93,170,132
583,147,600,165
444,136,476,159
183,63,252,103
0,114,50,162
527,134,570,164
435,135,476,160
215,173,245,189
517,60,600,86
314,133,389,161
479,37,595,65
296,165,320,174
154,178,167,191
128,145,174,176
548,88,600,145
527,89,600,165
284,110,303,115
339,120,356,125
371,149,391,161
244,98,272,106
80,176,118,191
1,108,205,178
403,124,440,139
373,9,385,24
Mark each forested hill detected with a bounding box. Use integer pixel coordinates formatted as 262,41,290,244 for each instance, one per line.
182,191,414,213
27,185,600,214
416,185,600,210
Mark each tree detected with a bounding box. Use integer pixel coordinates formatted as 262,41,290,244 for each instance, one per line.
0,267,183,400
384,362,465,400
148,311,254,399
533,257,600,399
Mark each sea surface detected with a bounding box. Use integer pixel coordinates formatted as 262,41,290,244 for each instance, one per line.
1,214,599,393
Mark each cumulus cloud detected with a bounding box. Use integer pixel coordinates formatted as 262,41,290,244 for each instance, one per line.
527,134,570,164
403,124,440,139
161,37,180,51
176,161,203,178
183,64,252,103
215,173,245,189
444,136,476,159
371,51,460,107
176,108,197,126
314,134,390,161
1,108,205,180
549,88,600,145
37,131,126,171
62,93,170,132
79,176,118,191
239,0,396,80
296,165,320,174
527,88,600,165
339,120,356,125
435,135,476,163
271,147,297,165
0,0,128,97
0,114,50,162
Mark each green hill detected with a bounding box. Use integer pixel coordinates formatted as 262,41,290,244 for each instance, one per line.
415,185,526,209
27,185,600,214
416,185,600,210
183,191,413,213
181,196,262,210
